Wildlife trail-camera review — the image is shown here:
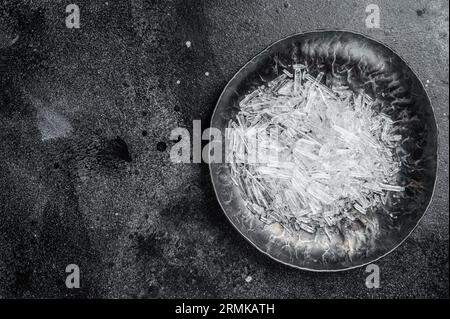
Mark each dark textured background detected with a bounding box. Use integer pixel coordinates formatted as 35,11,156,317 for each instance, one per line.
0,0,448,298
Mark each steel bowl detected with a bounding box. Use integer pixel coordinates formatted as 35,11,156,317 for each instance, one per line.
209,30,438,271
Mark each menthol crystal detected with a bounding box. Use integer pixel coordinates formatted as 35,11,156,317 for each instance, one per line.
226,67,406,237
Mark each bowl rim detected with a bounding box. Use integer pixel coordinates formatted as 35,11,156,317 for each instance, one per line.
208,29,440,272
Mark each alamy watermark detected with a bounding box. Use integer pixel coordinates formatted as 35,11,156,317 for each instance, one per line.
169,120,287,165
365,4,381,29
65,264,80,289
65,4,80,29
365,264,380,288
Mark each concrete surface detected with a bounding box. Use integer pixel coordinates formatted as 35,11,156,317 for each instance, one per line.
0,0,448,298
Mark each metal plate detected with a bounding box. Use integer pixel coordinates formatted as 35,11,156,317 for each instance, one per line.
209,30,438,271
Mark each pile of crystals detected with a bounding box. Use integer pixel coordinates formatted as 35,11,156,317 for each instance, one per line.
226,65,405,235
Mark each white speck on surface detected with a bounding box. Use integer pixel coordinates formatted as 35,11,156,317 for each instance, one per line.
426,80,430,83
245,275,252,283
176,80,181,85
205,72,210,76
185,41,191,48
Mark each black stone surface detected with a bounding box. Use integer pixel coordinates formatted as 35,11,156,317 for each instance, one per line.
0,0,448,298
